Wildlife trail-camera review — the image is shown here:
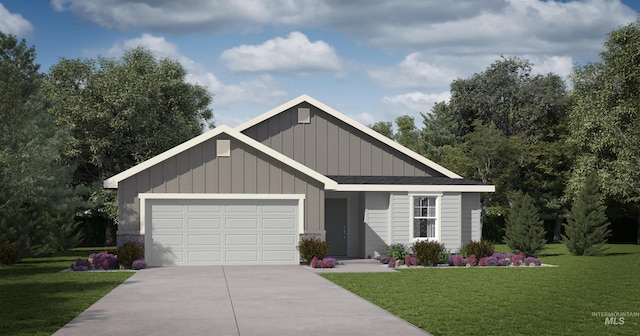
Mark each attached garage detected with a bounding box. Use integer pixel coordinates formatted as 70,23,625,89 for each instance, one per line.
141,195,304,266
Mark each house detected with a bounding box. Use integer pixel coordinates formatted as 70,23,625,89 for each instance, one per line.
104,95,495,266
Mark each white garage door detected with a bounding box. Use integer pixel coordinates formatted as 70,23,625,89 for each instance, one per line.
146,198,300,266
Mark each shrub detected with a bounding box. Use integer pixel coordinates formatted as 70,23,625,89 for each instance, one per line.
386,243,408,262
132,259,147,270
462,240,494,259
388,257,396,268
563,174,611,256
467,255,477,266
311,257,336,268
504,191,546,256
0,242,20,266
297,237,329,265
524,256,542,266
89,251,118,270
118,241,144,269
413,241,444,266
378,255,390,264
71,258,91,271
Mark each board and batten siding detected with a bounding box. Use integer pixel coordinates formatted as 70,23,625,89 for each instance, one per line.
462,193,482,242
242,102,445,177
363,191,390,258
117,134,325,239
390,192,410,244
440,192,462,252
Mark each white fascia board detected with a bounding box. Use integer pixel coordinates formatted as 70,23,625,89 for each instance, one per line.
334,184,495,192
103,125,338,190
139,193,305,201
235,94,463,179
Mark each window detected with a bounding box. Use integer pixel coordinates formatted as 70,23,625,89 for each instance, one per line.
413,196,436,238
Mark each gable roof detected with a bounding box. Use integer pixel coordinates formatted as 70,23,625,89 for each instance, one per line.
103,125,338,189
235,94,463,179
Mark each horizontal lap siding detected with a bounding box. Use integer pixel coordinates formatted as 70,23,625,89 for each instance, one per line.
390,192,410,244
462,193,482,242
364,192,390,258
118,135,324,236
440,192,462,252
241,102,443,177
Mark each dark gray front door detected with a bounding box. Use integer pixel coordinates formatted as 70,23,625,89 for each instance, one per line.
325,198,348,256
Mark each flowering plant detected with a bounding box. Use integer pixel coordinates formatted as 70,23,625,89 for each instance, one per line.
132,259,147,270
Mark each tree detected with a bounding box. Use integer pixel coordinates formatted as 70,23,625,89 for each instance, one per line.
504,191,546,256
568,19,640,244
42,47,214,244
394,115,422,154
369,116,422,154
421,101,461,163
369,121,394,138
0,32,81,255
449,56,568,138
563,174,611,256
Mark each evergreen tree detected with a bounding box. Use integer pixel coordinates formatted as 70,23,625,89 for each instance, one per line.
504,191,546,256
562,174,610,255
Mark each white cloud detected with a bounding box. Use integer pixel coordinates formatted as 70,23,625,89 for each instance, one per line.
220,32,342,74
349,112,377,126
369,53,458,89
99,34,287,111
382,91,451,116
0,3,33,36
530,55,573,78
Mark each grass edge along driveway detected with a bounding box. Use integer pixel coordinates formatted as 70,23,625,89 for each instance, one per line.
0,248,133,336
322,244,640,336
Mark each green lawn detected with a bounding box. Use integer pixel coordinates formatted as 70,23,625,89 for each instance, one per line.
322,244,640,336
0,248,133,336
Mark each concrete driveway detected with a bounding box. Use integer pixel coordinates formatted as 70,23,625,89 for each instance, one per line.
53,266,429,336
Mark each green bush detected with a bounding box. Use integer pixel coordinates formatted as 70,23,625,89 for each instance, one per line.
463,240,494,259
0,242,21,266
386,243,408,262
298,237,329,264
117,241,144,269
412,240,444,266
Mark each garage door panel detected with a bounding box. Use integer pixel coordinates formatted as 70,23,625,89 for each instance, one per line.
263,218,296,230
225,204,258,213
226,250,258,262
262,234,296,246
262,203,297,213
225,218,258,230
152,204,184,213
188,234,221,246
188,204,221,213
188,250,221,262
225,234,258,245
263,250,296,262
153,218,184,230
188,218,221,230
149,198,299,265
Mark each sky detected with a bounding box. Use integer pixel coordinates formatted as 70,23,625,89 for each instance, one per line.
1,0,639,128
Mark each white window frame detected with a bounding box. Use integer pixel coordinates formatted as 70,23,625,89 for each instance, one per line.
409,193,442,241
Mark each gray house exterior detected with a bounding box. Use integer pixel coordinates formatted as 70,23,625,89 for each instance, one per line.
104,95,494,266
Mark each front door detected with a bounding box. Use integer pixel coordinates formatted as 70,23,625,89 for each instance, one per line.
325,198,348,256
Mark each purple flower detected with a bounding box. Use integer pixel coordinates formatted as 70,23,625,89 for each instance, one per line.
132,259,147,270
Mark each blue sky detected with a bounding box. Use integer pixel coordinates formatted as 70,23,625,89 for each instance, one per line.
1,0,639,127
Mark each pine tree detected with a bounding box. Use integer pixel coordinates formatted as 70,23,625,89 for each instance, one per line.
562,174,610,256
504,191,546,256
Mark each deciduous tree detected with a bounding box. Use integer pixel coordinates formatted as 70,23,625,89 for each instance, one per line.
42,47,214,244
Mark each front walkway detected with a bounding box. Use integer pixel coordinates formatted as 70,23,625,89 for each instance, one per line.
53,265,429,336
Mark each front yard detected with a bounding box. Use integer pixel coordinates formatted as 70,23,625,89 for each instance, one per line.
0,248,133,336
322,244,640,336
